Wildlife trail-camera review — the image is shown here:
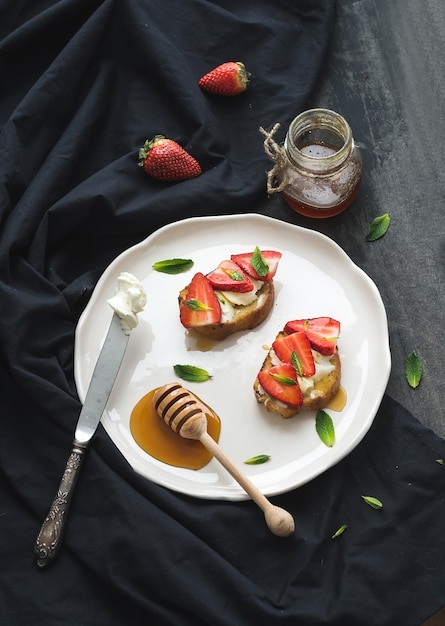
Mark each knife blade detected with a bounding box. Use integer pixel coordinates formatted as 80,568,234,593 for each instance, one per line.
34,312,130,568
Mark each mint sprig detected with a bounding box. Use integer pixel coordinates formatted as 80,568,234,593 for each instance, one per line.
331,524,348,539
250,246,269,277
225,269,244,281
361,495,383,509
185,299,212,311
244,454,271,465
405,351,422,388
291,350,303,377
365,214,390,241
315,410,335,447
152,258,194,274
269,372,297,386
173,364,212,382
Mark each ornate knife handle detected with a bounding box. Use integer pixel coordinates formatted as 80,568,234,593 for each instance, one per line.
34,440,88,568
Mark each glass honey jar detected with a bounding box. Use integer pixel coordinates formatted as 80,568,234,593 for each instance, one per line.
261,109,362,218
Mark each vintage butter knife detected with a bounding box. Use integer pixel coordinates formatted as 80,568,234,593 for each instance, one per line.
34,312,131,568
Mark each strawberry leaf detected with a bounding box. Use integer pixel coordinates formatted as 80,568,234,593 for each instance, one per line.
173,364,212,382
244,454,271,465
361,495,383,509
436,459,443,465
405,351,422,388
250,246,269,277
331,524,348,539
315,410,335,447
152,258,194,274
365,213,391,241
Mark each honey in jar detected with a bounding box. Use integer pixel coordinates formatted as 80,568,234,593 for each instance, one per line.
262,108,362,218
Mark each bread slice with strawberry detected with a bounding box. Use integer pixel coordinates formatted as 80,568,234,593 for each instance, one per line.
179,247,281,340
254,317,341,418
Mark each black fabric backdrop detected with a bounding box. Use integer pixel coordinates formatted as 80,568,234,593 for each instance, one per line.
1,1,445,625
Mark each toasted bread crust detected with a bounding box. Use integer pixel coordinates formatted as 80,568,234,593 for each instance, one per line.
254,335,341,418
179,281,275,340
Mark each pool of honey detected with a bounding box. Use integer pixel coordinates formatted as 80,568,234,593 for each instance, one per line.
130,384,345,471
130,388,221,470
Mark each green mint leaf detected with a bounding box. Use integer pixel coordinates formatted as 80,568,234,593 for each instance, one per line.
244,454,271,465
361,495,383,509
250,246,269,277
186,299,212,311
225,269,244,281
173,364,212,382
291,350,303,377
405,351,422,388
331,524,348,539
152,258,194,274
269,372,297,386
365,213,391,241
315,409,336,447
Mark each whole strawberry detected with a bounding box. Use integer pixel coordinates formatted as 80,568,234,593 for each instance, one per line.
138,135,201,182
198,61,250,96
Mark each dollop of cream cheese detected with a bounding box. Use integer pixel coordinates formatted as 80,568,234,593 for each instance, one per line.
107,272,147,334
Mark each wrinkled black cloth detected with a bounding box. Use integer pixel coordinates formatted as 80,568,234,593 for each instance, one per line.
1,2,445,625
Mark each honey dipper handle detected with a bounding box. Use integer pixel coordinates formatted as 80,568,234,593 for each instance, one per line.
200,432,294,537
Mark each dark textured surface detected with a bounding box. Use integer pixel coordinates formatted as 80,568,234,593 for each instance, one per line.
267,0,445,438
1,2,445,625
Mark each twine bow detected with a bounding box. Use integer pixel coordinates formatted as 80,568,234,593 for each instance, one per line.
259,123,290,194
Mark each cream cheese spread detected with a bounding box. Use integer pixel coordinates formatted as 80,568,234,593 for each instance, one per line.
107,272,147,334
269,348,335,398
216,279,264,322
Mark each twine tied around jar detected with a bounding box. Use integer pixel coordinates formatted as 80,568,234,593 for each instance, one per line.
259,123,289,194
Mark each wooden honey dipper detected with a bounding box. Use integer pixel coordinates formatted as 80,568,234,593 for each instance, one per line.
153,383,295,537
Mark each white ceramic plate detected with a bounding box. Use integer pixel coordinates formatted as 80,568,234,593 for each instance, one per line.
74,214,391,500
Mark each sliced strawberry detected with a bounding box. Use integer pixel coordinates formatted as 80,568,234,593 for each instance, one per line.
258,364,303,408
179,272,222,328
230,248,282,281
272,332,316,377
206,260,254,293
283,317,340,356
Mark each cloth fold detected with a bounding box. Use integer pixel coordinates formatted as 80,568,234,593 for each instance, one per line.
1,1,444,625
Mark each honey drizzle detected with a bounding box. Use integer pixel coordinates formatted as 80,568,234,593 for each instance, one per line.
326,385,347,412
